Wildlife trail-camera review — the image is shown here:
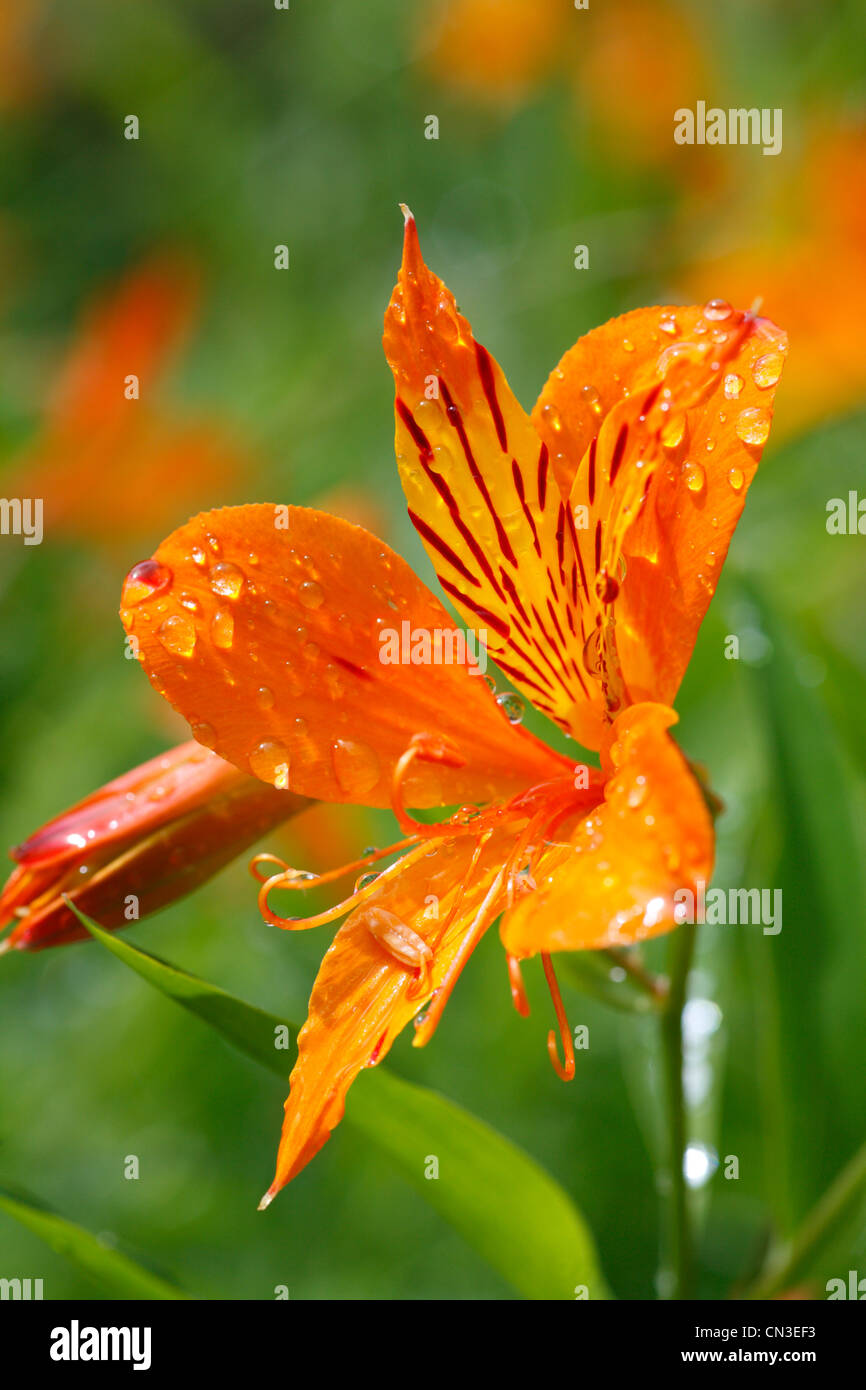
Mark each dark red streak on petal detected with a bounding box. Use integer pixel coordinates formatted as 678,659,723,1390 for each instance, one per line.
408,508,480,588
537,444,549,511
511,460,542,557
438,576,510,638
438,377,519,568
609,423,629,487
475,343,508,452
398,397,506,602
594,519,602,573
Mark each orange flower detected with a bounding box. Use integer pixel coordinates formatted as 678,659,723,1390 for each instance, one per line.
0,742,304,953
118,210,787,1205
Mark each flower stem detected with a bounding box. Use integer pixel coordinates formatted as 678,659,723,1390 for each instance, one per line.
659,921,697,1299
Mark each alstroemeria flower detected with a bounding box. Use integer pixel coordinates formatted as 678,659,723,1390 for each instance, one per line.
118,211,787,1205
0,742,303,953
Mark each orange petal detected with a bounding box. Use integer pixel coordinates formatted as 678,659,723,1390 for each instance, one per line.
533,303,788,718
261,825,516,1201
120,505,569,809
384,209,594,734
500,703,714,956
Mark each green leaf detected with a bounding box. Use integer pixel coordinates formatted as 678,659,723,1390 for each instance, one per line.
72,907,294,1076
738,583,866,1227
0,1184,189,1300
72,905,609,1300
348,1069,610,1300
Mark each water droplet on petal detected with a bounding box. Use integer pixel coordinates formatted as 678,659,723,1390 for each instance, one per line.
332,739,381,796
661,412,686,450
659,313,678,336
157,613,197,658
582,628,604,677
752,351,783,389
484,674,497,694
354,871,379,892
727,466,745,492
298,579,325,609
210,608,234,650
250,740,291,788
704,298,732,321
627,776,647,808
541,403,562,432
122,559,173,606
735,407,771,446
683,461,706,494
256,686,275,710
622,337,635,352
191,546,207,568
580,383,602,415
496,691,525,724
723,373,744,400
209,561,245,600
192,721,217,749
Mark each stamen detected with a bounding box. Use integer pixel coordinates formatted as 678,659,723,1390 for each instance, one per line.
506,953,530,1017
249,836,421,890
391,732,467,835
413,858,506,1049
542,951,575,1082
257,839,437,931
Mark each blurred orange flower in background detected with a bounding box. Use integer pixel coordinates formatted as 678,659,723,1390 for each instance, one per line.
679,123,866,438
7,258,243,549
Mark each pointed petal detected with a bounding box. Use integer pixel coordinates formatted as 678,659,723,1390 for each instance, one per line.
263,826,516,1198
533,304,788,720
500,703,714,956
121,505,569,809
384,210,594,734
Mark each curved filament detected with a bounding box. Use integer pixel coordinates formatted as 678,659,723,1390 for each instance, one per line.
542,951,575,1082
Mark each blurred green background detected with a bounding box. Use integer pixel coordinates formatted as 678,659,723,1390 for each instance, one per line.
1,0,865,1299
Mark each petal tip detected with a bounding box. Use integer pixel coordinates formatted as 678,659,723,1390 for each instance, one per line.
257,1187,276,1212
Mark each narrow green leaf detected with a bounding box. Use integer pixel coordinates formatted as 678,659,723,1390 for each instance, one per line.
73,905,609,1300
72,907,293,1076
0,1185,189,1300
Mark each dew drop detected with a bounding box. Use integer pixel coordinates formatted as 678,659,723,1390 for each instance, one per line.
249,740,291,789
209,561,245,600
191,546,207,568
735,407,771,446
192,721,217,750
582,627,604,677
723,373,744,400
659,313,678,336
332,738,381,796
683,461,706,494
122,559,173,606
496,691,525,724
704,298,732,321
627,777,647,809
256,686,275,710
752,351,783,389
179,593,201,614
580,383,602,416
157,614,197,658
660,412,686,451
298,579,325,609
622,337,635,352
210,608,234,650
727,466,745,492
354,871,379,893
541,403,562,433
